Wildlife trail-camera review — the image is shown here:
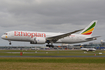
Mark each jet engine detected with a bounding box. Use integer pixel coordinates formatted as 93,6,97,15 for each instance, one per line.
30,37,46,44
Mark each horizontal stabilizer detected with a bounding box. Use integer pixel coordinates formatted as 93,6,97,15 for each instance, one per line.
86,36,101,41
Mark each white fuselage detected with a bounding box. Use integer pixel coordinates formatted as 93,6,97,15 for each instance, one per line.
1,31,92,44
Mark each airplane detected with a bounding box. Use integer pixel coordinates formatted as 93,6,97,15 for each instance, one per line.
81,48,96,51
1,20,100,47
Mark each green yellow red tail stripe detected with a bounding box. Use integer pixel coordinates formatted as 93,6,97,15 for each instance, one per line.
81,22,96,35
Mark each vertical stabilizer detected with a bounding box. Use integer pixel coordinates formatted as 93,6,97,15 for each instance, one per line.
80,20,97,35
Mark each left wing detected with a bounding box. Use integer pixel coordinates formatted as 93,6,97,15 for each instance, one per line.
47,29,83,42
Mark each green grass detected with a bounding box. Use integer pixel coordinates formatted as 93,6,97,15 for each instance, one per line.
0,57,105,63
0,50,105,70
0,62,105,70
0,50,105,56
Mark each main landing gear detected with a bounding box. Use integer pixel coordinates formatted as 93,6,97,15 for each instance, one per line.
46,44,54,48
46,42,54,48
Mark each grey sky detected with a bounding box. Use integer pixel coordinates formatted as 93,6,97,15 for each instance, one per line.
0,0,105,46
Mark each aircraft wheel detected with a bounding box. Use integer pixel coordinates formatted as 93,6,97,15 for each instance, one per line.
9,42,11,45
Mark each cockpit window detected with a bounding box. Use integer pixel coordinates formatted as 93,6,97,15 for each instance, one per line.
4,33,8,35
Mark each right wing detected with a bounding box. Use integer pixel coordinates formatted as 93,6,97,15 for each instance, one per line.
47,29,83,42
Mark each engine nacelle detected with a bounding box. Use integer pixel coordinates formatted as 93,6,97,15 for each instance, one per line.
30,37,46,44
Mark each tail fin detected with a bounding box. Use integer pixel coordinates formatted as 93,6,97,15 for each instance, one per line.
80,20,97,35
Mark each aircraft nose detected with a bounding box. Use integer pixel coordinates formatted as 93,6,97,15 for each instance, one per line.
1,35,5,39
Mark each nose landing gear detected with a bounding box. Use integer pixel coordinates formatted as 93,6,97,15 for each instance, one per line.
9,42,11,45
9,41,11,45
